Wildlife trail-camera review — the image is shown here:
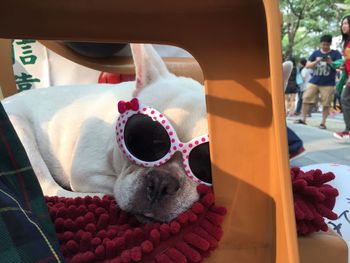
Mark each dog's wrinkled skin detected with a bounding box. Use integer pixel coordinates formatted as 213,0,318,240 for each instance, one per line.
2,44,206,222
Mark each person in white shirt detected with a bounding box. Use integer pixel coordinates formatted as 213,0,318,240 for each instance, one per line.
295,58,313,115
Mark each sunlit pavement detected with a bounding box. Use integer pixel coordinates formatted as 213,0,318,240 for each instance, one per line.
287,112,350,167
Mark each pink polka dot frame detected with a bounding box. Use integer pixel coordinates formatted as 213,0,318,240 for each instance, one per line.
116,98,211,186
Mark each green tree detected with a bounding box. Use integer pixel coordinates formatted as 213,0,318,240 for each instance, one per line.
280,0,350,60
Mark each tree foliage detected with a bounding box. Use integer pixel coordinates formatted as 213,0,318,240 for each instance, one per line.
280,0,350,60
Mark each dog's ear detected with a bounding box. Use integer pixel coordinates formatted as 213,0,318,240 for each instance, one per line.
282,61,293,91
131,44,172,97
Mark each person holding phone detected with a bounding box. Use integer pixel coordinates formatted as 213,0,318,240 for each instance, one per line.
294,34,342,129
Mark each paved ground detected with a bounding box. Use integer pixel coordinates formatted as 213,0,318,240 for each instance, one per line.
287,112,350,167
288,113,350,263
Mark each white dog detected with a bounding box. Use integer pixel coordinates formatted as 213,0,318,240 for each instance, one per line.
2,44,210,222
2,44,293,222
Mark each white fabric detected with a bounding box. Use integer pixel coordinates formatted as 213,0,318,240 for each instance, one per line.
300,67,313,92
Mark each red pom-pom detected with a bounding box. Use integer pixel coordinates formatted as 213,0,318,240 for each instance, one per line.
46,180,226,262
206,211,225,226
64,218,77,232
188,211,198,223
183,233,210,251
166,247,187,263
210,206,227,216
191,202,205,214
81,251,95,263
66,240,79,254
45,166,339,262
155,253,173,263
97,214,110,230
90,237,101,249
84,212,96,224
141,240,154,253
291,167,339,235
150,229,160,245
96,229,107,239
160,224,170,240
80,232,92,252
85,223,96,234
196,184,211,195
201,193,215,207
130,246,142,262
170,221,181,234
95,245,105,260
120,250,131,262
77,206,87,215
54,218,65,232
193,227,218,248
62,231,74,242
177,212,189,225
175,241,202,262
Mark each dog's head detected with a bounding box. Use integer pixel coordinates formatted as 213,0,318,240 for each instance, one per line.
113,46,294,223
113,44,209,222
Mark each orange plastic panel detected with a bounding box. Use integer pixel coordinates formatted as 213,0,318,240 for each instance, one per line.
0,0,298,262
38,41,205,83
0,39,16,97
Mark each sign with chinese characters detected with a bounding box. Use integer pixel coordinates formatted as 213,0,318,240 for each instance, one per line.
12,40,100,91
12,39,48,91
301,163,350,262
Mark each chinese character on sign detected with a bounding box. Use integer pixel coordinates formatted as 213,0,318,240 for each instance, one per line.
15,40,38,65
15,73,40,91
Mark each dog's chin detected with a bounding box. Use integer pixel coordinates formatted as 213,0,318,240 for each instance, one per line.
133,209,184,223
115,164,200,223
134,213,164,223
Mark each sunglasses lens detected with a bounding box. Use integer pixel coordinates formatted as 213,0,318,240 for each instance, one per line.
124,114,171,162
188,142,212,184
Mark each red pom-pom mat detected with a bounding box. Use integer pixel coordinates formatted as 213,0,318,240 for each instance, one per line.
291,167,339,235
45,168,339,261
45,184,227,263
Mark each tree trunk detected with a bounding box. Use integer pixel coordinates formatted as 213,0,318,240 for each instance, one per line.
284,30,296,59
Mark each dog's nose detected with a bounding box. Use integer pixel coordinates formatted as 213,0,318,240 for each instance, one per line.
146,170,180,204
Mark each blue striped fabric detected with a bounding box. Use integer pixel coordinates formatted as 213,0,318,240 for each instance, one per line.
0,103,64,263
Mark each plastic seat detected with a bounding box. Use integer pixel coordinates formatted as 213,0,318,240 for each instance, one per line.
0,0,299,262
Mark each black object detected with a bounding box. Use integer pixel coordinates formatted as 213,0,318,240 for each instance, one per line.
287,127,303,155
65,42,128,58
123,113,212,184
124,114,171,162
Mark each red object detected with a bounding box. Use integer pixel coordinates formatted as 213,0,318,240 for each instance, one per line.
98,72,135,84
45,184,227,263
45,167,339,262
291,167,339,235
117,98,140,114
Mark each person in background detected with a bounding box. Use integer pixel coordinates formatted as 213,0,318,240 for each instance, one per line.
284,57,299,116
333,68,344,113
294,34,342,129
334,16,350,139
295,58,312,115
283,61,306,159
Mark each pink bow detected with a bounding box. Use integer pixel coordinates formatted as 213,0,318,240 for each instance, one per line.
118,98,140,114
